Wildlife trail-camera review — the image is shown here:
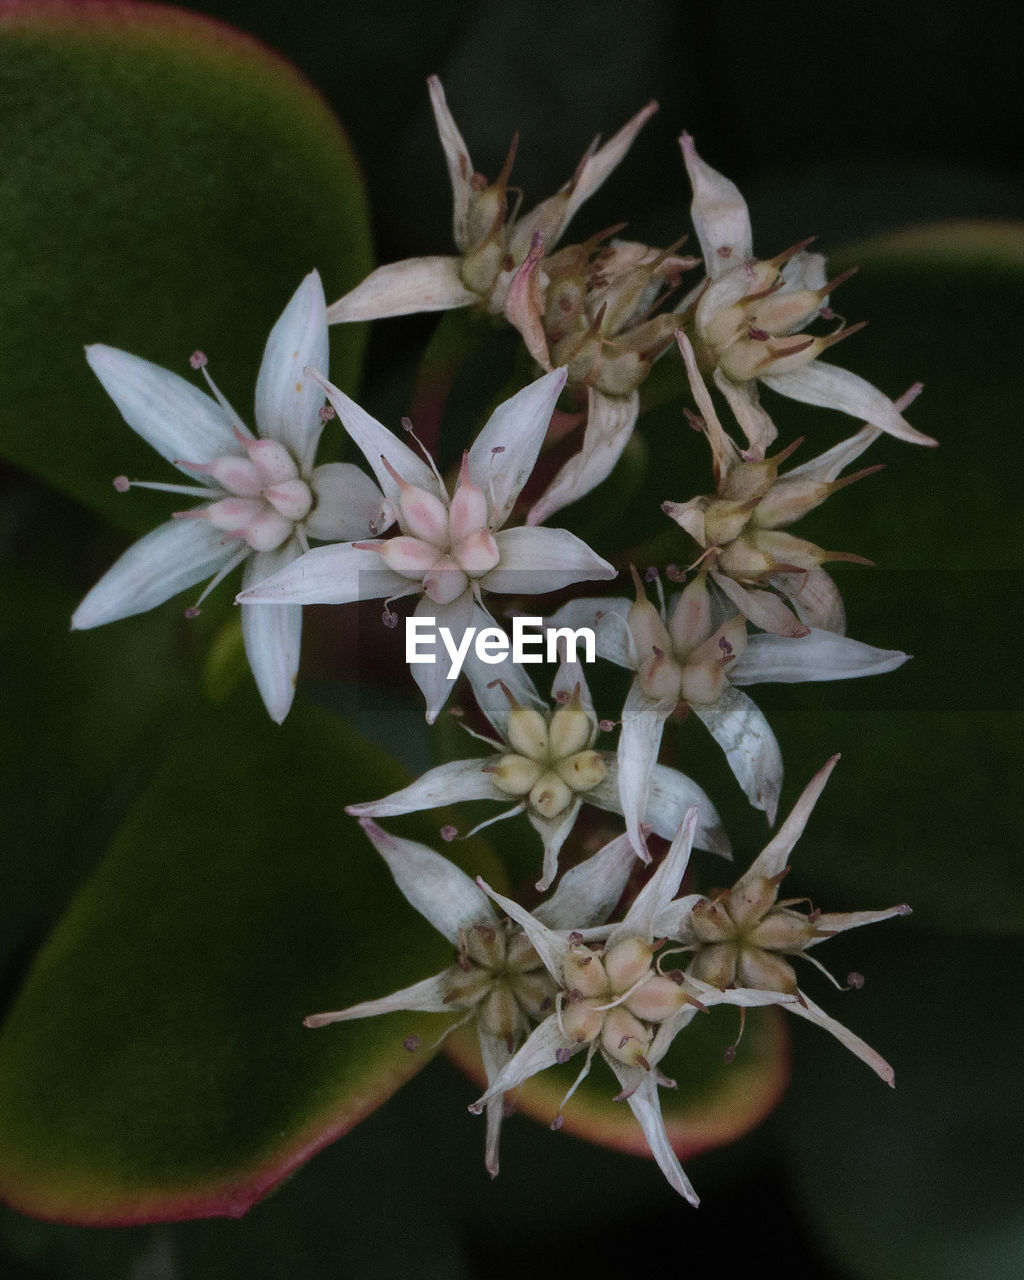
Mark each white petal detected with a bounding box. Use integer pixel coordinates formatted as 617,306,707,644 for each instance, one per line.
743,755,839,881
783,424,881,483
426,76,475,252
306,462,394,542
711,573,809,638
535,832,638,930
562,101,659,229
85,344,240,470
410,591,475,724
302,369,439,503
327,257,477,322
616,678,673,858
254,271,329,470
526,389,638,526
466,369,567,529
236,543,409,605
470,1015,573,1111
651,893,704,945
486,526,614,595
770,568,846,635
613,807,697,947
761,362,938,447
548,595,636,668
806,903,912,947
304,971,453,1024
474,881,569,985
478,1029,514,1178
675,334,739,480
786,991,895,1086
680,132,753,280
713,366,778,455
357,817,495,944
528,800,581,893
608,1064,700,1206
241,545,302,724
601,761,731,857
730,629,909,684
692,686,783,823
346,758,501,817
71,520,235,629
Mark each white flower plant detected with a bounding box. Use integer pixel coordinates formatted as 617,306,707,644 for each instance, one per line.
71,81,932,1207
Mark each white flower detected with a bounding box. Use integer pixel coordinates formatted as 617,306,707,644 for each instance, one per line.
71,272,391,723
680,133,937,456
654,756,911,1084
236,368,616,722
304,816,638,1177
663,335,927,635
347,623,729,891
326,77,658,324
467,808,791,1205
549,570,909,852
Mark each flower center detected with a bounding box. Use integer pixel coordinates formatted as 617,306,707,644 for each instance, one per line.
442,922,557,1047
490,703,606,818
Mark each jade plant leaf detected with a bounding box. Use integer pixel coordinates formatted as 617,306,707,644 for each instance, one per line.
0,1,371,532
0,690,503,1225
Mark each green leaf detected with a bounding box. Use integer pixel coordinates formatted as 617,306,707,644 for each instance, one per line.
0,691,503,1225
0,3,371,532
782,932,1024,1280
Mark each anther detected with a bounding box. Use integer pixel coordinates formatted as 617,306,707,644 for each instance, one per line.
665,564,686,583
318,405,336,423
184,606,201,619
550,1115,565,1130
440,825,458,842
189,350,207,369
847,971,865,989
404,1035,422,1052
113,475,131,492
555,1048,572,1065
568,932,584,945
684,408,705,433
381,606,398,629
644,565,658,583
598,718,616,733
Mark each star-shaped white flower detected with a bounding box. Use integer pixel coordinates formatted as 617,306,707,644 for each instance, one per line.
467,808,791,1205
664,335,926,635
347,623,729,891
71,272,392,723
236,367,616,721
304,816,639,1178
680,133,937,456
326,77,658,324
549,569,909,853
653,756,911,1084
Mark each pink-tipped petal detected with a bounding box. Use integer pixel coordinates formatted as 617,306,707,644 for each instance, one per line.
730,630,909,685
761,362,937,446
426,76,475,251
486,526,615,595
236,543,410,605
744,755,840,882
346,759,503,818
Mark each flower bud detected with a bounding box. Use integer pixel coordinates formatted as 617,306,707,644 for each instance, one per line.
749,911,817,953
245,437,299,485
728,874,779,927
562,947,609,999
399,484,450,544
600,1007,652,1067
626,975,691,1022
736,946,799,994
561,998,606,1044
689,898,734,943
529,771,573,818
688,942,737,989
491,754,543,797
478,983,522,1041
548,702,594,758
603,937,655,992
265,478,313,522
555,750,606,793
506,707,549,760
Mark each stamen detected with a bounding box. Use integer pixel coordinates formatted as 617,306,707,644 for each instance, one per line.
398,417,447,491
197,364,248,435
120,480,216,499
188,543,250,615
723,1006,747,1064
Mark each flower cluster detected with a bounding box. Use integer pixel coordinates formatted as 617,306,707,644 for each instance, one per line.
73,76,926,1206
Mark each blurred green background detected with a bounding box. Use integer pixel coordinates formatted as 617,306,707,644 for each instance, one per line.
0,0,1020,1276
